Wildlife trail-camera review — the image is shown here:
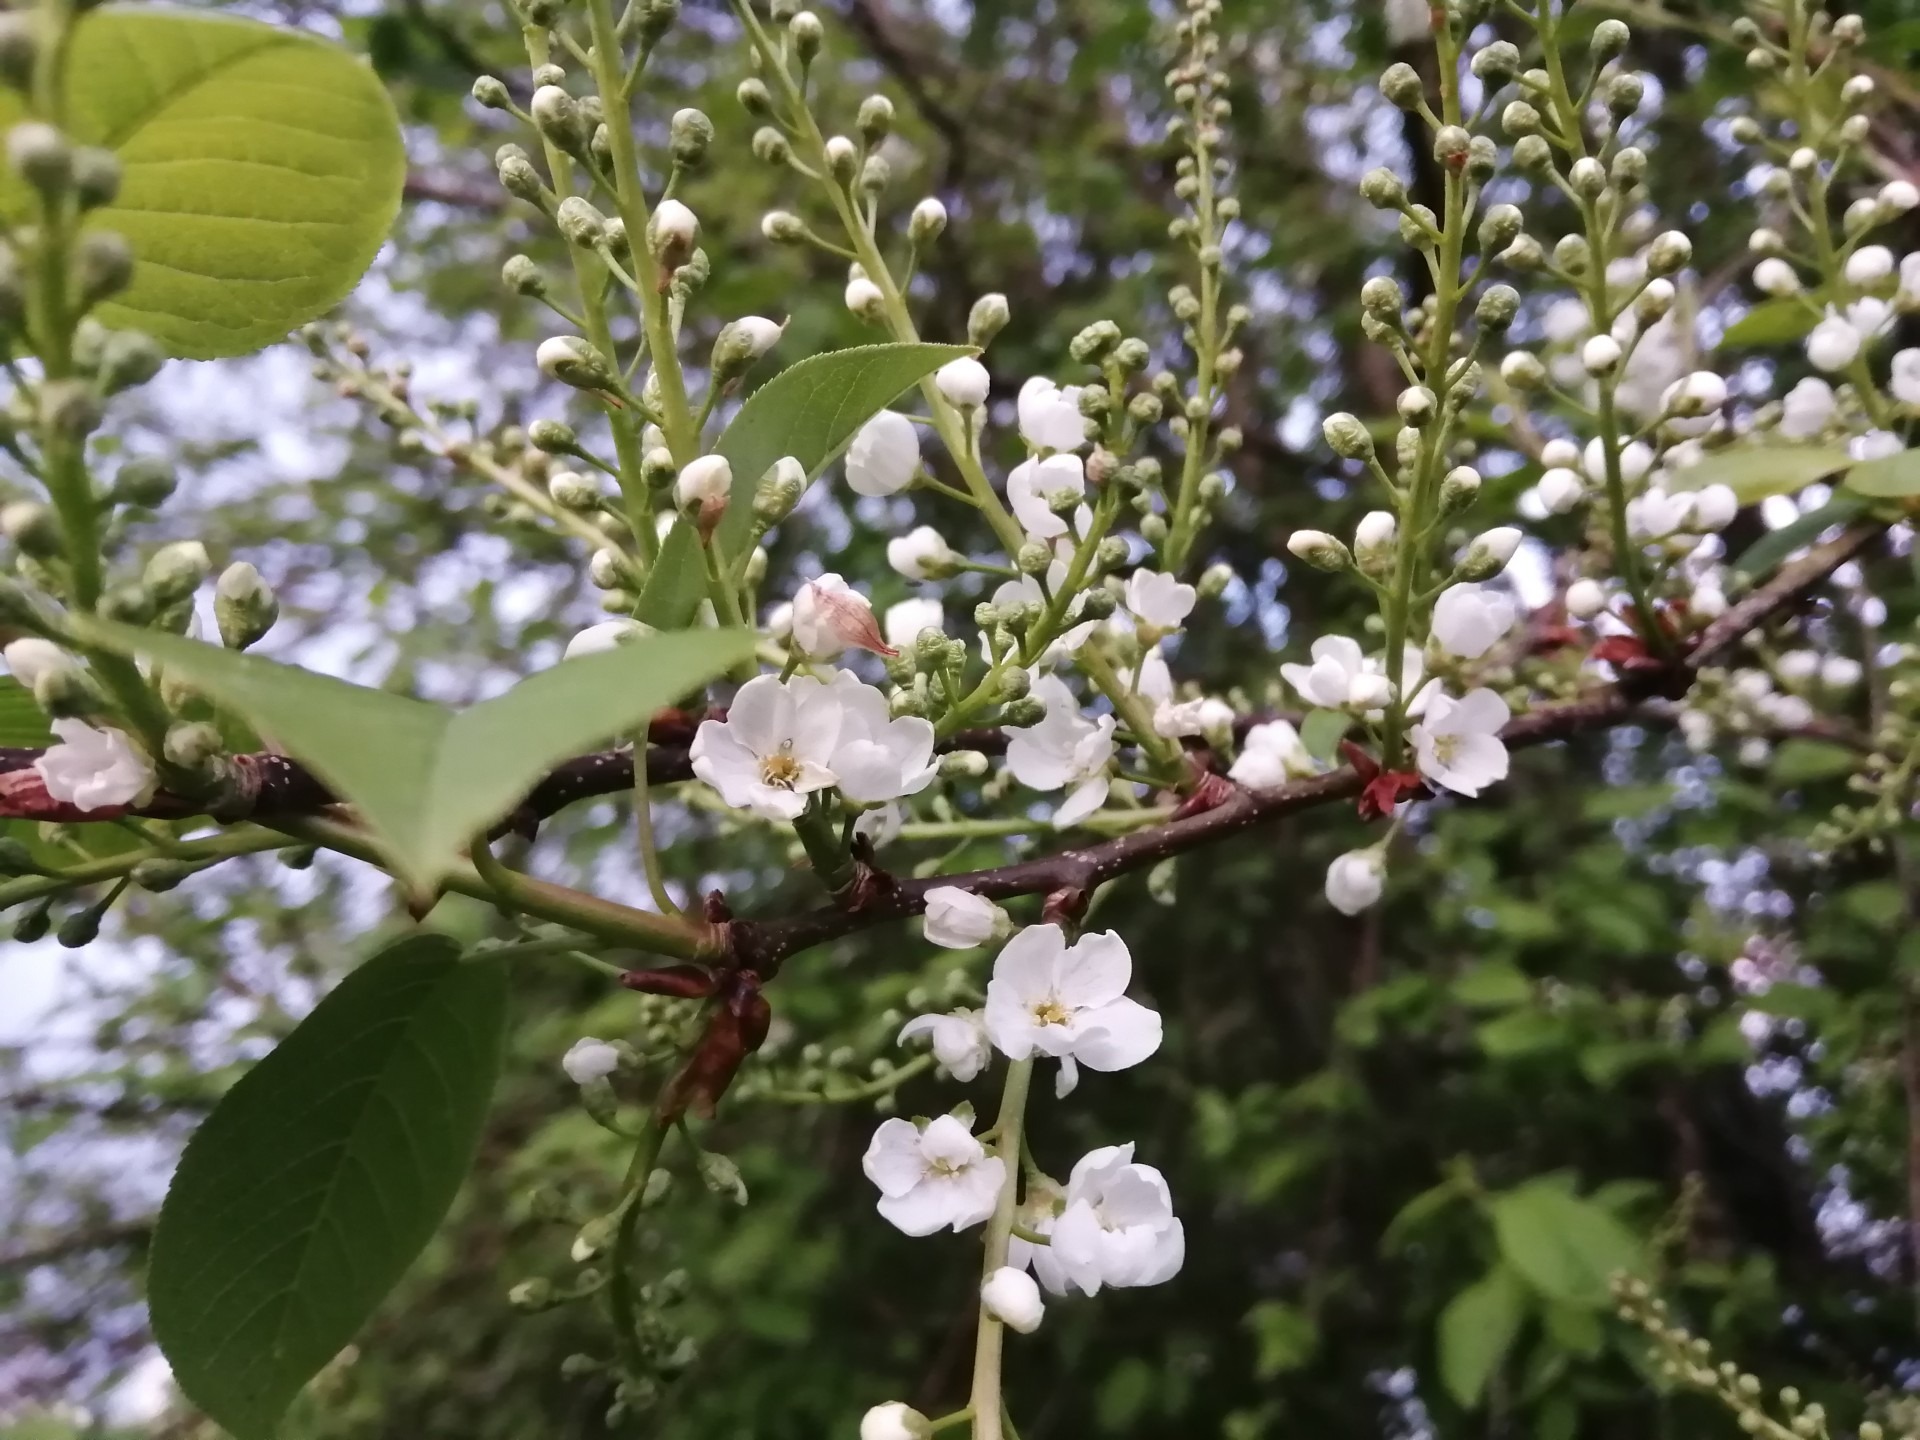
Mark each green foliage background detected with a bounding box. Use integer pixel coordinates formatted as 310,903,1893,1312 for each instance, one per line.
6,1,1920,1437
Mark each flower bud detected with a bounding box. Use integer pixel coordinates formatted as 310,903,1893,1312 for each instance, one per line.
1397,385,1437,426
1379,63,1424,110
1360,166,1407,210
1477,204,1523,255
1353,510,1396,574
1460,526,1521,581
1647,229,1692,276
669,107,713,168
7,121,69,195
1581,334,1622,376
909,197,947,245
845,276,885,323
1565,578,1607,619
752,126,792,166
528,419,578,456
711,315,784,381
1286,529,1352,572
1476,284,1519,333
1399,206,1438,249
1,500,58,557
935,356,990,409
555,196,607,249
547,470,600,510
857,92,895,143
1322,411,1374,461
1511,135,1554,175
1500,350,1546,389
823,134,859,182
1471,41,1520,83
163,720,224,772
859,153,890,195
1569,156,1608,199
1433,125,1471,169
968,292,1010,347
1440,464,1481,512
760,211,806,247
790,9,824,60
1635,277,1675,324
647,199,698,269
536,336,616,393
860,1402,931,1440
0,15,36,92
502,254,547,297
111,457,176,509
1360,275,1403,318
674,454,732,511
144,541,210,605
1502,100,1542,137
529,86,584,152
215,562,278,650
753,456,806,525
980,1267,1044,1334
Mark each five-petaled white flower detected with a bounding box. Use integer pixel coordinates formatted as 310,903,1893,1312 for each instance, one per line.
1431,584,1516,660
1125,570,1196,631
1007,454,1086,540
562,1038,620,1085
897,1008,992,1081
887,525,958,581
1282,635,1381,710
1004,674,1115,826
791,573,895,658
847,410,921,496
35,720,156,812
1229,720,1317,790
1015,1144,1184,1297
862,1113,1005,1236
1016,376,1087,451
922,885,1008,949
1410,688,1511,797
983,924,1162,1090
816,671,938,805
689,674,842,821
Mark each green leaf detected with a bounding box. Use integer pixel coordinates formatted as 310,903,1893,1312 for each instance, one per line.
148,934,507,1439
0,10,405,359
0,677,51,747
1490,1181,1646,1308
1438,1264,1527,1409
1768,738,1858,786
1475,1010,1568,1059
1843,448,1920,498
1666,445,1851,503
634,519,711,631
77,619,754,887
1452,962,1533,1010
1733,492,1867,577
1300,708,1349,761
1720,300,1821,348
713,342,974,554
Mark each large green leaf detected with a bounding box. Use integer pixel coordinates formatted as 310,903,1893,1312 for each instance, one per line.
76,619,754,886
1733,491,1867,577
0,9,405,359
635,518,710,630
1489,1181,1646,1308
1667,445,1851,503
148,934,507,1440
0,676,51,747
1843,448,1920,498
1438,1264,1527,1409
713,341,974,553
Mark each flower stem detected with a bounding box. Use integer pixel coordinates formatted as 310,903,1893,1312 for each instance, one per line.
967,1057,1033,1440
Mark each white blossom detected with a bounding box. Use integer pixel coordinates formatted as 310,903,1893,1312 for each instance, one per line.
1410,688,1511,797
984,924,1161,1075
791,573,893,657
1692,483,1739,532
818,671,937,804
1626,486,1695,540
1807,310,1864,372
1431,584,1516,660
897,1008,992,1081
689,674,842,820
1004,674,1115,826
1281,635,1393,711
1007,453,1086,540
862,1114,1005,1235
564,619,648,659
1584,438,1655,485
1537,466,1585,514
1853,429,1903,461
884,597,944,653
674,453,731,509
887,525,957,581
1822,656,1864,690
35,720,155,812
1847,245,1895,286
845,276,885,319
1017,376,1087,451
1152,696,1233,739
1565,579,1608,619
935,357,991,408
1753,258,1801,296
1893,349,1920,406
3,637,74,689
981,1266,1045,1334
1780,377,1837,438
921,885,1007,949
728,315,783,358
1229,720,1316,790
1125,569,1196,630
847,410,921,496
1021,1144,1183,1297
1881,180,1919,212
1325,849,1385,915
860,1404,929,1440
562,1038,620,1085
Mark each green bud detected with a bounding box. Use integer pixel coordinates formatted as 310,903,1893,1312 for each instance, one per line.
1360,166,1406,210
1128,392,1164,424
99,331,164,394
1398,205,1438,248
753,456,805,525
74,231,133,307
1071,320,1122,363
530,85,585,154
751,126,791,166
502,254,546,298
13,898,51,942
555,196,607,249
1471,41,1520,83
495,144,547,206
857,94,894,143
535,335,616,392
670,107,714,167
858,153,890,195
1477,203,1523,254
1379,63,1424,110
112,457,177,509
789,9,824,61
144,541,211,605
1015,541,1052,576
1000,694,1046,727
163,720,223,771
39,379,101,439
1512,134,1554,174
1476,284,1520,332
215,561,278,650
636,0,681,44
1198,561,1234,599
98,583,154,626
0,836,39,875
7,121,70,195
56,904,103,948
2,500,60,557
0,16,37,91
471,75,512,110
968,292,1010,348
737,77,773,116
72,147,120,210
1591,18,1630,61
1322,412,1374,461
508,1279,557,1312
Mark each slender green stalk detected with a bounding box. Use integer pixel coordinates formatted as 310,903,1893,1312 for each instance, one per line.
0,825,289,908
967,1057,1033,1440
630,727,681,916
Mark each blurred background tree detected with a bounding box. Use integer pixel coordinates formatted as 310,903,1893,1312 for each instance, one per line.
5,1,1920,1437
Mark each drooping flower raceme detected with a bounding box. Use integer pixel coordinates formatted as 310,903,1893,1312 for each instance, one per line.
1410,688,1511,797
862,1113,1006,1236
983,923,1162,1091
1004,674,1115,826
897,1009,992,1082
689,674,842,820
1015,1144,1184,1297
35,720,156,812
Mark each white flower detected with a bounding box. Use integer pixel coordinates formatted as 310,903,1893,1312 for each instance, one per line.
1807,310,1863,372
674,453,731,509
1582,334,1622,375
689,674,842,821
1848,245,1895,286
1325,849,1385,915
3,637,74,689
1152,696,1233,739
35,720,155,812
791,573,893,657
884,597,944,653
1537,466,1585,514
651,197,698,248
935,357,991,409
897,1008,992,1081
980,1266,1044,1334
1584,437,1654,486
1004,674,1115,826
1780,377,1837,438
1463,526,1522,577
816,671,937,804
1690,579,1727,620
1386,0,1430,43
922,885,1007,949
1280,635,1375,710
1025,1144,1183,1297
1016,376,1087,451
1565,578,1608,619
1410,688,1511,797
1753,258,1801,296
1007,454,1085,540
1822,656,1863,689
564,619,648,659
1125,570,1196,630
847,410,921,497
1626,486,1696,540
1853,429,1903,461
1777,650,1820,683
887,525,958,581
845,276,885,319
1353,510,1397,567
728,315,783,358
1692,483,1739,532
860,1404,930,1440
1881,180,1920,213
1903,253,1920,307
562,1038,620,1085
862,1114,1005,1235
1431,584,1516,660
1229,720,1315,790
1893,349,1920,406
983,924,1161,1071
